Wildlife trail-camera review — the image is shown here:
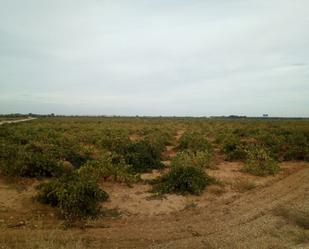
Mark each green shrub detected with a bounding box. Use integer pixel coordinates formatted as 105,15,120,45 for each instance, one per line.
171,151,215,169
36,173,108,219
305,148,309,162
233,128,250,138
0,144,64,177
151,166,215,195
144,130,173,148
178,131,212,153
122,140,163,172
192,151,215,168
19,152,64,177
255,130,309,162
77,153,138,183
50,142,92,168
241,147,280,176
97,130,130,154
283,132,309,161
255,132,286,161
221,135,248,161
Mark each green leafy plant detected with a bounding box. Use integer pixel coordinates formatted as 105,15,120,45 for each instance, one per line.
0,143,64,177
221,135,248,161
241,146,280,176
122,140,164,173
36,173,109,219
77,152,138,183
50,140,92,168
178,131,212,153
171,150,215,169
94,128,131,154
151,166,215,195
284,132,309,161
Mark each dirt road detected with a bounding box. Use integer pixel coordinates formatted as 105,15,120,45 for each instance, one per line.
0,117,37,126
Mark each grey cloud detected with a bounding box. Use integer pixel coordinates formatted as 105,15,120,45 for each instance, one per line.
0,0,308,116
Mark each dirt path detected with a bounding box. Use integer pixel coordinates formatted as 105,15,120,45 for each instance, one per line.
0,117,37,126
174,129,185,141
161,129,185,166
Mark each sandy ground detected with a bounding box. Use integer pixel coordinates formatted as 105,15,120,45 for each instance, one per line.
0,161,308,248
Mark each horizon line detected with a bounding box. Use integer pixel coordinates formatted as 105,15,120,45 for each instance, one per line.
1,113,309,119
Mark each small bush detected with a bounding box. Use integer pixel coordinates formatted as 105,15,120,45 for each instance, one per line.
122,140,163,173
144,133,168,154
256,133,286,161
21,152,64,177
171,151,215,169
178,131,212,153
36,173,109,219
97,130,130,154
255,130,309,162
151,166,215,195
284,132,309,161
0,144,64,177
221,135,248,161
242,147,280,176
77,153,138,183
50,142,92,168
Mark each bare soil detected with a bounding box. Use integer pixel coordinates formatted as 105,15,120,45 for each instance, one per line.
0,162,308,248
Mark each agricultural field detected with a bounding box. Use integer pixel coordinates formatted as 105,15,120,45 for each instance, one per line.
0,117,308,249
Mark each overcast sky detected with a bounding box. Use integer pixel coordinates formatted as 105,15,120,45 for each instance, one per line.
0,0,308,116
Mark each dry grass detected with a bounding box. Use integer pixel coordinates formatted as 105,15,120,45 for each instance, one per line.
294,230,309,244
207,185,226,195
232,178,257,193
273,205,309,230
0,231,88,249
